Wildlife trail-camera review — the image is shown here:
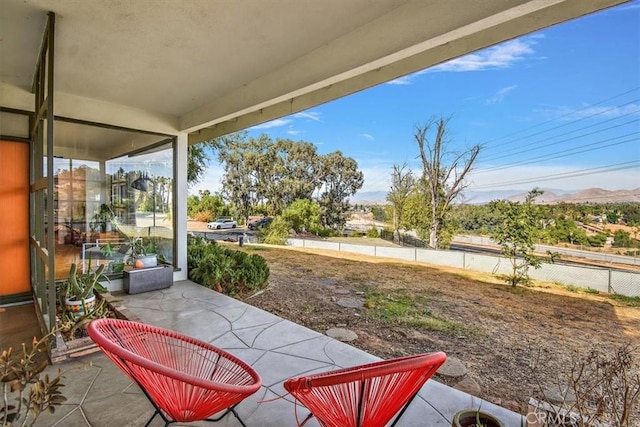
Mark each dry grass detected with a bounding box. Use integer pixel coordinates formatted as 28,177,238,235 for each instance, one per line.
237,244,640,415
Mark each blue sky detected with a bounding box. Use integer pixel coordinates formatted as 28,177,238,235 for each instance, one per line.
195,2,640,198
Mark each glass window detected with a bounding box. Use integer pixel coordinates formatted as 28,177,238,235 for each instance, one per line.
106,142,174,266
52,121,174,280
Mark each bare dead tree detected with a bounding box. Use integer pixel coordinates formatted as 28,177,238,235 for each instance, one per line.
415,117,480,248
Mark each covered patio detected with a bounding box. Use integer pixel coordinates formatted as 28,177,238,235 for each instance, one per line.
32,281,524,426
0,1,631,425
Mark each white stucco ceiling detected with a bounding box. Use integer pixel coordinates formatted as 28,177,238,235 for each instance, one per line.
0,0,629,149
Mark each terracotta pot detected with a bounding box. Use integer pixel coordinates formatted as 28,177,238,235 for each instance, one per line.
452,409,505,427
64,295,96,318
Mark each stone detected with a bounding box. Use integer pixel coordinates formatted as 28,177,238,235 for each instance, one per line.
336,297,364,308
326,328,358,342
453,376,481,395
543,385,576,404
437,356,467,378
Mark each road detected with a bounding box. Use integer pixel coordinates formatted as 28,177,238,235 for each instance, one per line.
450,242,639,272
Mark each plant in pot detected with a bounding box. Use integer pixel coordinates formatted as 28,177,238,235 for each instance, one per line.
90,203,116,233
129,237,158,269
452,406,505,427
63,262,109,318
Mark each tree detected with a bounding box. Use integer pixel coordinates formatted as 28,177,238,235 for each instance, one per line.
318,151,364,229
281,199,323,234
490,188,558,286
400,180,430,242
546,216,588,246
415,117,480,248
217,134,272,223
386,162,415,243
215,134,322,218
612,230,639,248
272,139,320,208
186,190,227,221
606,210,620,224
188,141,215,186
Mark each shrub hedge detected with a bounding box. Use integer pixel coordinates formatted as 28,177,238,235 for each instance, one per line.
187,236,269,296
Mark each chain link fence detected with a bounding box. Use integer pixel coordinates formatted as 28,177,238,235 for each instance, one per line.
288,238,640,297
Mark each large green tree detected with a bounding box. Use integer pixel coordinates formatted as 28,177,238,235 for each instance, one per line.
216,134,322,219
269,139,320,212
281,199,323,234
318,151,364,229
415,117,480,248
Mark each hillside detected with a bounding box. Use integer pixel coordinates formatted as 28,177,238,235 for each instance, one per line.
506,187,640,204
352,188,640,205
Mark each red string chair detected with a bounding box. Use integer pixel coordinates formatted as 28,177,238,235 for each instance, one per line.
87,318,262,427
283,352,446,427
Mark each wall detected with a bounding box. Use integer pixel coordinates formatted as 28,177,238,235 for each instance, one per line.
288,238,640,297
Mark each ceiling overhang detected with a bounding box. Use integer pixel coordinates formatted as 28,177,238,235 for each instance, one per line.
0,0,629,149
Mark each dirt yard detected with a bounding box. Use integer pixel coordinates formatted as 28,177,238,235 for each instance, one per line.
235,244,640,417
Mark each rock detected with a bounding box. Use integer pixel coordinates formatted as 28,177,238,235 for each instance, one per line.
326,328,358,342
336,297,364,308
453,376,481,395
437,356,467,378
543,385,576,404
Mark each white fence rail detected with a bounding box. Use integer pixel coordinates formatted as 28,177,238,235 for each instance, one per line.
288,238,640,297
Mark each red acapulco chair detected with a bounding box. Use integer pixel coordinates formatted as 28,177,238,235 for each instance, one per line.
283,352,447,427
87,318,262,427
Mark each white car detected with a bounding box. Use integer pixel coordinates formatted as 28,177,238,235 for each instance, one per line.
207,218,238,230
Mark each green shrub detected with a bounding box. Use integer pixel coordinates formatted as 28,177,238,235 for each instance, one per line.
311,227,328,237
565,284,580,293
365,227,380,238
587,233,607,247
261,217,289,245
187,236,269,296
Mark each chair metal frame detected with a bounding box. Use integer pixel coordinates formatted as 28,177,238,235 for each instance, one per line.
284,352,447,427
88,318,262,427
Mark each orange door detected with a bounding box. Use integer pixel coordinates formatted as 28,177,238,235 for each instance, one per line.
0,140,30,298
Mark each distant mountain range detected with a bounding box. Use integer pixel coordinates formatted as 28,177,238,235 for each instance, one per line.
351,188,640,205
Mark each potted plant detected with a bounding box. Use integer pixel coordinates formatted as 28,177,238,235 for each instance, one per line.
90,203,116,233
63,262,109,318
129,237,158,268
452,408,505,427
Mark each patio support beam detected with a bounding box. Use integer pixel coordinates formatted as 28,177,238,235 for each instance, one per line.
174,133,188,281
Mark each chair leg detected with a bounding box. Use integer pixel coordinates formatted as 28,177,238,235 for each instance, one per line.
206,404,247,427
136,378,172,427
298,412,315,427
389,391,420,427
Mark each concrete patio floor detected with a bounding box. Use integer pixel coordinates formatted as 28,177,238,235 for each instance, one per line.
34,280,524,426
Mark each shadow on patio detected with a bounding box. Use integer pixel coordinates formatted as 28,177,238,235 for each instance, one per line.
33,280,524,426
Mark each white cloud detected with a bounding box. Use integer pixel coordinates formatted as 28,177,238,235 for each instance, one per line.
485,85,517,105
430,38,536,73
386,76,413,85
287,128,303,135
360,133,374,141
387,37,539,85
294,111,322,121
250,118,292,129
